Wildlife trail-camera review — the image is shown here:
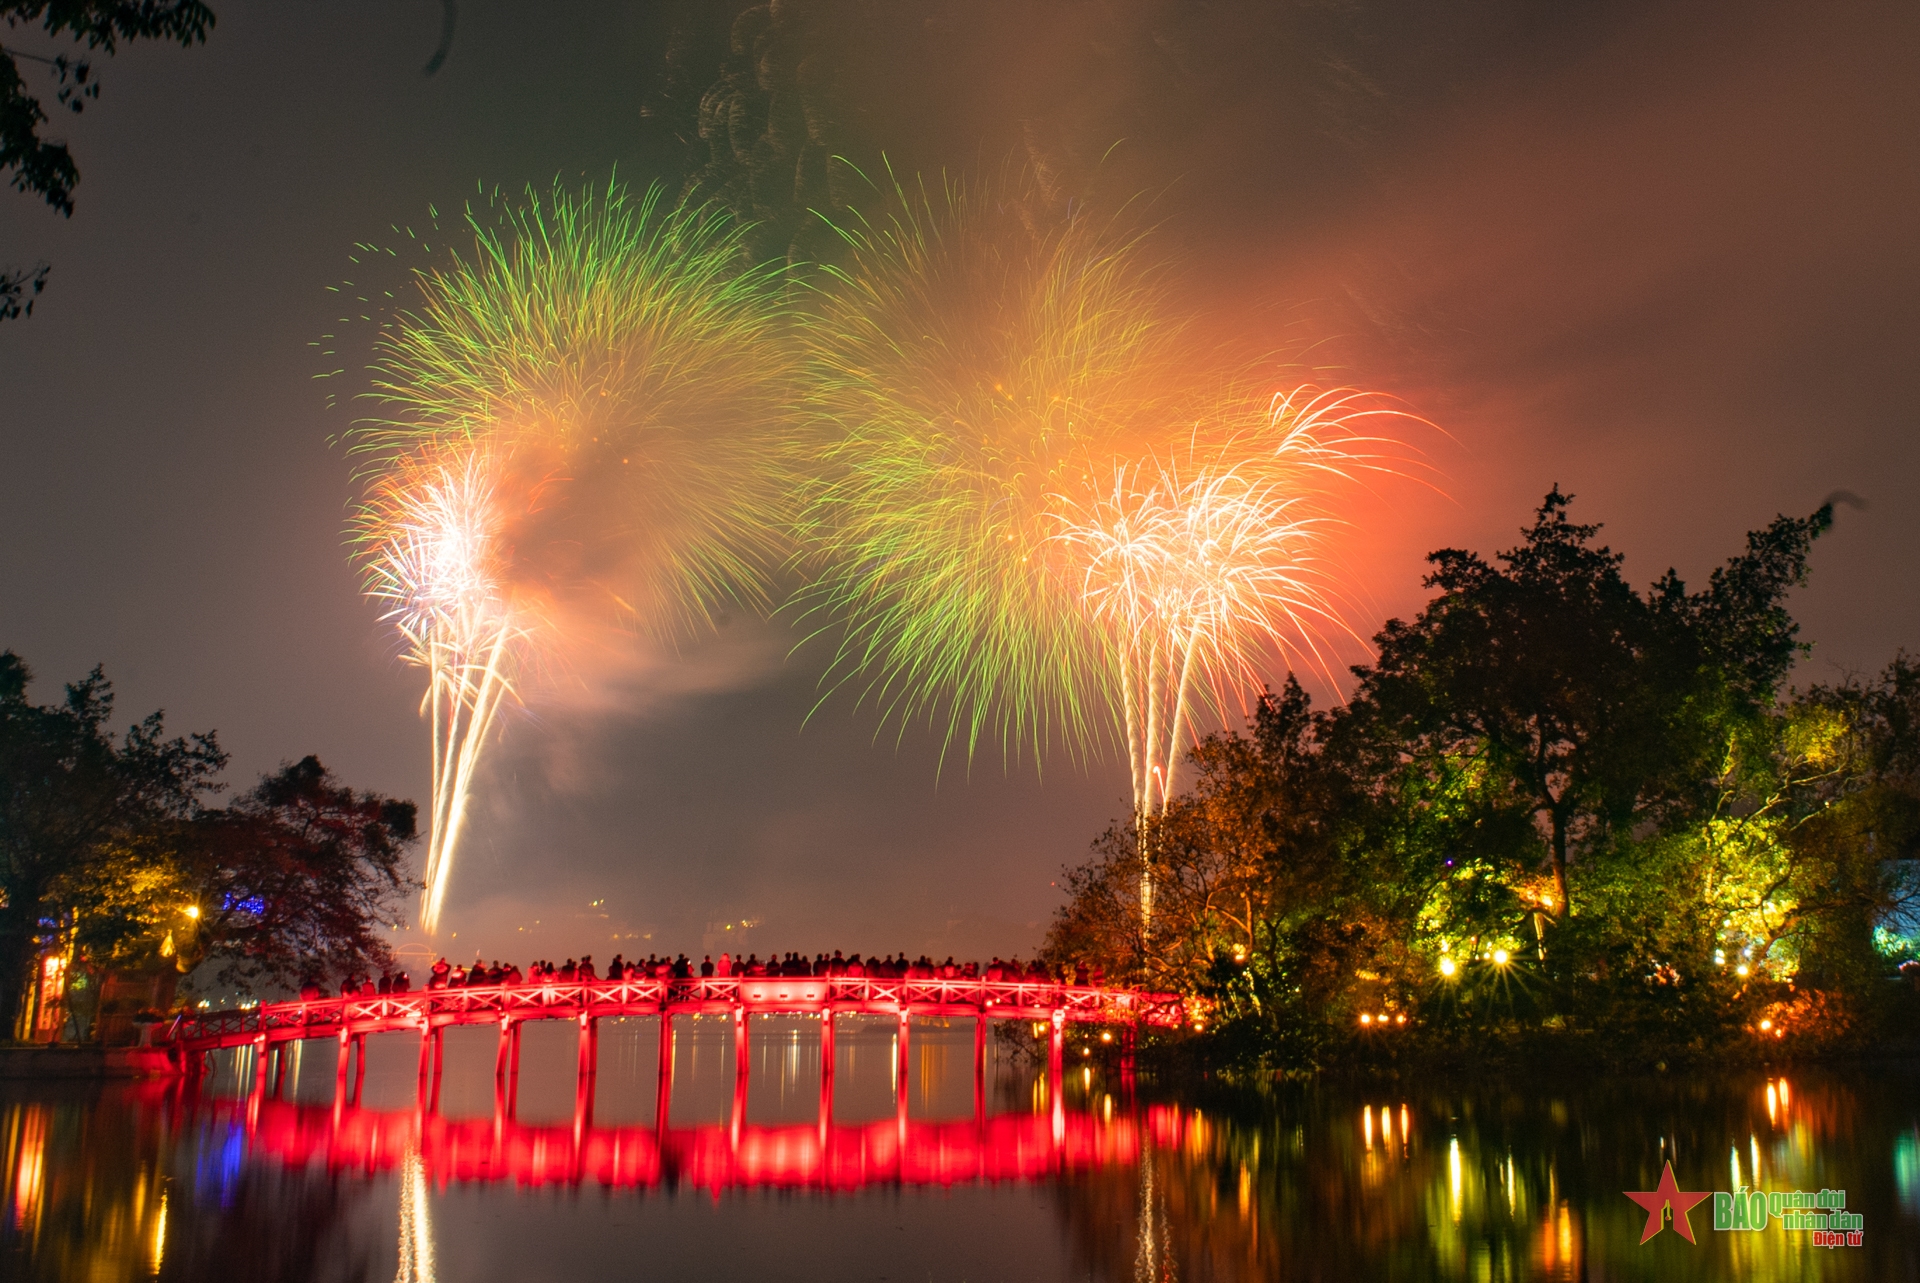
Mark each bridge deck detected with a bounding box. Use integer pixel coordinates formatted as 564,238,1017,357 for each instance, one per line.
156,976,1183,1056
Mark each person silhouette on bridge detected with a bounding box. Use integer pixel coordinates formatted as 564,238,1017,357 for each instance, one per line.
700,956,714,977
716,952,732,977
579,956,597,980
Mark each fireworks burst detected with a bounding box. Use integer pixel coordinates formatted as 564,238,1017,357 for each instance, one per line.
794,165,1189,765
799,167,1404,781
797,166,1412,929
355,449,533,974
1058,387,1395,819
348,179,793,932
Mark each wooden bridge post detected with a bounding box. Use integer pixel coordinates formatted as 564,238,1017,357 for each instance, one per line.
249,1033,269,1100
1120,1023,1136,1096
973,1013,988,1126
417,1020,442,1109
655,1013,673,1136
731,1005,749,1142
1048,1009,1065,1093
351,1034,367,1104
819,1009,835,1132
896,1007,911,1120
494,1015,513,1083
335,1029,351,1100
572,1014,595,1129
575,1012,599,1128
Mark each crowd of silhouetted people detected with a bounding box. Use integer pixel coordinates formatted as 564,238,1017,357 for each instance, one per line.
304,951,1106,1000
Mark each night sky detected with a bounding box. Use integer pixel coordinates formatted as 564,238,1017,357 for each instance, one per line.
2,0,1914,976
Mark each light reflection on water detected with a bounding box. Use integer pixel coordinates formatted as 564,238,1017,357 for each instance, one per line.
2,1024,1915,1281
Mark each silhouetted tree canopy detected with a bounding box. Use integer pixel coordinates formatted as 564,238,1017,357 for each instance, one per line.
0,649,223,1036
1046,490,1919,1070
1,1,214,319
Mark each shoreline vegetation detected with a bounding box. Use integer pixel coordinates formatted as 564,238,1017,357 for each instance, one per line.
1043,489,1920,1076
7,489,1918,1082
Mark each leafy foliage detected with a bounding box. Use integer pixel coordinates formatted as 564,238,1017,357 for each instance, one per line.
1,1,214,214
1045,490,1917,1071
67,756,417,992
1,652,421,1036
1,1,213,322
0,650,223,1034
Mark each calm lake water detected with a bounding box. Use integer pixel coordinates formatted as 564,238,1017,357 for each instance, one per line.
3,1015,1916,1281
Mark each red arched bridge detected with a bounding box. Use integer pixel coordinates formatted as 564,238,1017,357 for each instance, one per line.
155,975,1184,1122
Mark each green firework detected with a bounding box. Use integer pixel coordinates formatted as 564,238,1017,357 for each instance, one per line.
794,165,1196,767
349,178,797,639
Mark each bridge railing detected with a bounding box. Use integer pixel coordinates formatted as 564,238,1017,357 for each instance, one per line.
155,976,1184,1051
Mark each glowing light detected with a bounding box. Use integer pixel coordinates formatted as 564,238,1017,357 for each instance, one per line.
1359,1013,1373,1025
396,1145,437,1283
149,1187,167,1274
349,180,791,932
1766,1082,1778,1123
1736,964,1750,977
183,905,200,920
1449,1138,1462,1221
1759,1019,1773,1031
1439,957,1457,977
795,166,1411,935
9,1105,47,1233
1492,949,1510,965
1057,403,1388,824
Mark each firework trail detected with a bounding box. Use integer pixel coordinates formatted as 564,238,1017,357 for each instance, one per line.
349,180,792,932
356,449,534,934
798,166,1408,928
795,164,1188,767
1057,387,1396,819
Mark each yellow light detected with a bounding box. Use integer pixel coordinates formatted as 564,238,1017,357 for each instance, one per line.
1759,1019,1773,1031
1736,964,1750,977
1359,1013,1372,1025
184,905,200,919
1100,1031,1112,1043
1438,957,1457,977
1395,1014,1406,1025
1492,949,1509,965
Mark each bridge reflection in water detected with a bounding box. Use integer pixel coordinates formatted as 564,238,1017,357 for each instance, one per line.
194,1010,1138,1196
198,1090,1138,1193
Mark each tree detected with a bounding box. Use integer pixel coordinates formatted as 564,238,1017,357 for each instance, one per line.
0,650,223,1037
2,1,215,319
1045,488,1875,1070
68,755,417,999
173,756,416,990
1349,487,1830,918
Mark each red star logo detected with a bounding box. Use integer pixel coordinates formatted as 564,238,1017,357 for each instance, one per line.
1623,1160,1714,1244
